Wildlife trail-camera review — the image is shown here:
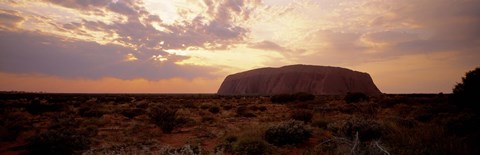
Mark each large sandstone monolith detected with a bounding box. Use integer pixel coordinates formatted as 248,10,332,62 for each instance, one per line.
217,64,381,95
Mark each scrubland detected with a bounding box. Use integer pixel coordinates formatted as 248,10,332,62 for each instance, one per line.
0,93,479,155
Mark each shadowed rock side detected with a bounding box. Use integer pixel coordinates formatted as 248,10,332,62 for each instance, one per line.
217,65,382,95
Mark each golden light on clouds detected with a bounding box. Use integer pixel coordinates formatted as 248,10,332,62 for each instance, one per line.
1,0,479,93
124,53,138,61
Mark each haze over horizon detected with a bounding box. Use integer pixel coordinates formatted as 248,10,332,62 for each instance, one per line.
1,0,479,93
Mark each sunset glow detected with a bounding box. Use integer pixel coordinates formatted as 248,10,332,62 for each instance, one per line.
1,0,479,93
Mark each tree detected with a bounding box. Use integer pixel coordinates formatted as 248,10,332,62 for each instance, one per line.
452,67,480,110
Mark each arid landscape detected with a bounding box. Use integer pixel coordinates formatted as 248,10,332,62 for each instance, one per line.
2,0,480,154
1,91,479,154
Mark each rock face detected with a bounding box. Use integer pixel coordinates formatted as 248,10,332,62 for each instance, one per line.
217,64,382,95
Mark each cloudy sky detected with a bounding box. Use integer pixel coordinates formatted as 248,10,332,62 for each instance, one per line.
0,0,479,93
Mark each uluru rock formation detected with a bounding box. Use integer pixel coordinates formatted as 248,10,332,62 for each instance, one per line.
217,64,382,95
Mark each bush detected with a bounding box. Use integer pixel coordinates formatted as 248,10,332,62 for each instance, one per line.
271,92,315,103
270,94,296,103
328,118,383,142
120,108,144,119
312,120,329,129
78,106,105,118
258,106,267,112
208,106,220,114
201,116,215,124
264,120,312,146
291,110,313,123
0,112,29,141
148,105,178,133
26,100,63,115
26,129,90,155
233,138,270,155
236,106,256,117
159,144,202,155
452,67,480,110
344,92,369,103
222,105,233,110
295,92,315,102
200,104,211,110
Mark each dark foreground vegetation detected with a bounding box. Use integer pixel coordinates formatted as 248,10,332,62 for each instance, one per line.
0,66,478,155
0,92,478,155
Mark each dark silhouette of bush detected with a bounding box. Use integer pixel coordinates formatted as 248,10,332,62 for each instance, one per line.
446,116,480,136
200,104,211,110
148,105,178,133
291,110,313,123
78,106,105,118
0,112,29,141
258,106,267,112
312,119,329,129
452,67,480,110
295,92,315,102
233,138,270,155
271,92,315,103
270,94,296,103
222,105,233,110
26,129,90,155
344,92,369,103
201,116,215,124
236,105,256,117
264,120,312,146
208,106,221,114
120,108,144,119
26,99,63,115
329,118,383,142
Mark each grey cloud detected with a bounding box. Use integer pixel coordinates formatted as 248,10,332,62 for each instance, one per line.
0,9,24,29
107,1,138,16
249,40,291,52
0,30,218,80
362,31,418,45
41,0,111,15
50,0,260,51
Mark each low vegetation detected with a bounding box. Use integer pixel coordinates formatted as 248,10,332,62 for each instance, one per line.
1,67,480,155
148,104,179,133
264,120,312,146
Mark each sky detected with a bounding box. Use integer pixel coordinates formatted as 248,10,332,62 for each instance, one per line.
0,0,479,93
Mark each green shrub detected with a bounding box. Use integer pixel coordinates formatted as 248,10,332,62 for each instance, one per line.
233,138,270,155
148,105,178,133
264,120,312,146
452,67,480,110
291,110,313,123
344,92,369,103
208,106,220,114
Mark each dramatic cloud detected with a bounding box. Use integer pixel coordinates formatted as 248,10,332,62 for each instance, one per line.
0,9,24,29
0,0,479,93
0,30,216,80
